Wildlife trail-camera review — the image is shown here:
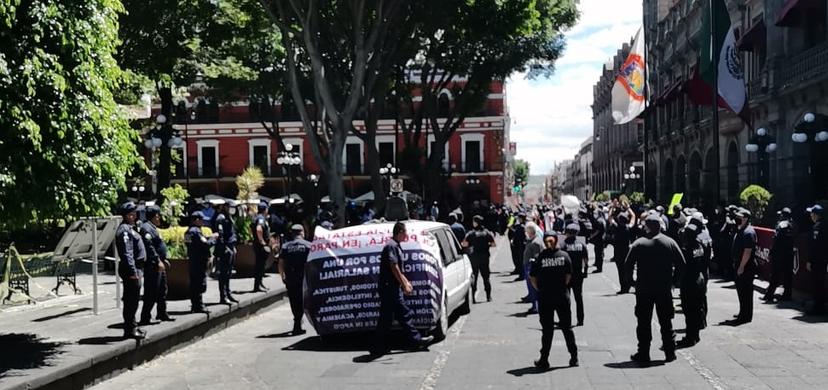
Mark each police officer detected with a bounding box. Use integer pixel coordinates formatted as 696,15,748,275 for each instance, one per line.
463,215,496,303
215,201,238,304
185,211,217,313
116,201,147,339
371,222,433,356
677,222,707,348
690,212,712,327
138,205,174,324
762,208,795,303
560,224,588,326
806,204,827,315
508,214,527,279
279,224,311,335
625,214,685,364
530,232,578,369
731,208,757,324
611,214,633,294
589,209,606,273
252,202,270,292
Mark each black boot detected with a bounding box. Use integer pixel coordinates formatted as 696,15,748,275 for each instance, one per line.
569,354,579,367
292,320,306,336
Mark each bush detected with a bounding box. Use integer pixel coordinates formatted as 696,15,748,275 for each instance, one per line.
160,185,189,227
236,167,265,201
740,184,773,222
628,192,646,205
593,192,609,202
159,226,213,259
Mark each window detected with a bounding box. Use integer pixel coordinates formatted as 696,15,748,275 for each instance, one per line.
248,139,271,175
345,143,362,175
460,133,485,173
379,142,394,167
197,140,219,177
427,135,449,172
432,230,455,267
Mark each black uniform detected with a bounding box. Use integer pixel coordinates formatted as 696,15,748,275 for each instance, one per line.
116,222,146,335
280,237,311,327
612,223,633,292
679,227,707,344
809,219,827,313
252,213,270,290
560,236,588,325
373,239,422,354
215,213,238,302
530,247,578,364
509,222,526,277
625,232,684,358
138,221,169,322
732,225,757,322
764,220,794,301
185,224,215,311
464,228,495,300
591,215,606,272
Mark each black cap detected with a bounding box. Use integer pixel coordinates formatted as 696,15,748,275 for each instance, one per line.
119,201,137,215
190,211,205,220
258,202,268,212
145,205,161,219
565,223,580,233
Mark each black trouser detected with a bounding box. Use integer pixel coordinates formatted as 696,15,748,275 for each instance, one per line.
593,240,605,271
470,256,491,296
140,266,168,321
614,247,630,291
372,285,422,353
120,270,142,332
812,262,827,312
570,276,584,324
189,260,207,310
217,245,236,300
634,289,675,354
680,283,705,341
253,246,268,289
735,271,754,321
285,274,304,323
512,244,525,276
538,293,577,360
764,257,793,300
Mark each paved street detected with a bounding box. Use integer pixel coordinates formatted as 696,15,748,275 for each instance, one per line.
89,236,828,390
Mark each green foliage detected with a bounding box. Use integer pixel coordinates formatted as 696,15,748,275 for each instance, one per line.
160,184,189,227
236,167,265,201
159,226,211,259
593,192,610,202
740,184,773,222
628,192,646,205
234,215,253,244
514,160,530,184
0,0,143,228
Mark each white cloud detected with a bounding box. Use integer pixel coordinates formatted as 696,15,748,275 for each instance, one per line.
506,0,643,175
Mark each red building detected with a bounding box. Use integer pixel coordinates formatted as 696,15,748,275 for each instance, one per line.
150,81,511,205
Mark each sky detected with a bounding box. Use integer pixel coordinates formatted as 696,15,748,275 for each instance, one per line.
506,0,643,175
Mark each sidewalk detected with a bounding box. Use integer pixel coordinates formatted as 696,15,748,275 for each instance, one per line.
0,269,287,390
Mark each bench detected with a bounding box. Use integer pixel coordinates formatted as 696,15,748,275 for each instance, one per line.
1,246,78,304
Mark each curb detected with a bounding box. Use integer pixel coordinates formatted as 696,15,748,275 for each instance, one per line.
3,287,287,390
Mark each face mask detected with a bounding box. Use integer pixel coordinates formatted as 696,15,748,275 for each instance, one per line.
734,218,743,226
229,207,237,215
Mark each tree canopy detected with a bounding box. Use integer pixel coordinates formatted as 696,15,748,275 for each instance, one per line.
514,159,531,185
0,0,142,227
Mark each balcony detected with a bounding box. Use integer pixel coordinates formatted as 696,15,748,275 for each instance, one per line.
777,41,828,91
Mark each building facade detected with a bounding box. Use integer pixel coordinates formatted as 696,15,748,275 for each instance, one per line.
573,137,594,200
592,44,644,195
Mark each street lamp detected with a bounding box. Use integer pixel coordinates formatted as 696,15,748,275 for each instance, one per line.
744,127,777,187
379,163,399,196
465,178,480,185
131,185,146,200
277,144,302,207
793,112,828,200
623,165,641,192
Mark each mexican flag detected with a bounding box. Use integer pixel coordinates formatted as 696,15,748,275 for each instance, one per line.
699,0,746,115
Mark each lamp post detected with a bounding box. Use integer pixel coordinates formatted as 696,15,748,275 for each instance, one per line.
130,185,146,201
308,173,320,210
793,112,828,200
744,127,777,187
277,144,302,206
623,165,641,193
143,115,183,197
379,163,399,196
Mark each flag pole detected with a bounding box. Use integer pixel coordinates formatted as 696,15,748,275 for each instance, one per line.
642,28,650,203
710,0,721,204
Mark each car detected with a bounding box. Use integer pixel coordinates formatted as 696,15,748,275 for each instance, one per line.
304,220,472,341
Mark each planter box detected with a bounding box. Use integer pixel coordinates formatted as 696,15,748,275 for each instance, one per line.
233,243,276,277
166,257,213,300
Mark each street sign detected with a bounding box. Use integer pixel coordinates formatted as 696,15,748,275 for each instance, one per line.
390,178,403,193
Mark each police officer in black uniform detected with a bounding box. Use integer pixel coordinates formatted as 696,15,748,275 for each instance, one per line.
139,205,174,324
116,201,147,339
806,204,827,315
185,211,217,313
762,208,795,303
611,214,633,294
214,202,238,304
252,202,270,292
279,224,311,335
371,222,433,356
731,208,757,324
463,215,496,303
589,210,606,273
509,214,527,279
530,232,579,369
626,214,685,364
560,224,588,326
677,222,707,348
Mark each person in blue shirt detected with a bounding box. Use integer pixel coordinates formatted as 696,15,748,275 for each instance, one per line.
116,201,147,339
449,213,466,243
214,201,238,304
186,211,217,313
139,205,174,324
252,202,270,292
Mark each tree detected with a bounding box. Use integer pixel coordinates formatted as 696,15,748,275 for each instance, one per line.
0,0,143,227
740,184,772,223
390,0,578,203
514,159,530,185
258,0,418,224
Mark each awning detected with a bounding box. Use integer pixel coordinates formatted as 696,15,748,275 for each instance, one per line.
776,0,824,27
737,20,766,51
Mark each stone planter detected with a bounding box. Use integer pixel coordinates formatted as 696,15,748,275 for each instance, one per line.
166,257,213,300
233,243,276,277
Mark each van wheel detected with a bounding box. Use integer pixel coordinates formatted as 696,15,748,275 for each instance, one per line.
457,286,472,315
432,297,449,342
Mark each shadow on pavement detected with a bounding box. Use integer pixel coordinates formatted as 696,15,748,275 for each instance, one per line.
283,333,426,353
0,333,66,378
31,308,91,323
716,319,750,327
507,311,536,318
604,360,666,369
507,365,569,376
106,323,125,330
77,336,127,345
256,331,295,339
791,314,828,323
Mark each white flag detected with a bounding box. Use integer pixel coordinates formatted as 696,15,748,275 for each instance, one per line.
717,25,746,113
611,27,646,125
